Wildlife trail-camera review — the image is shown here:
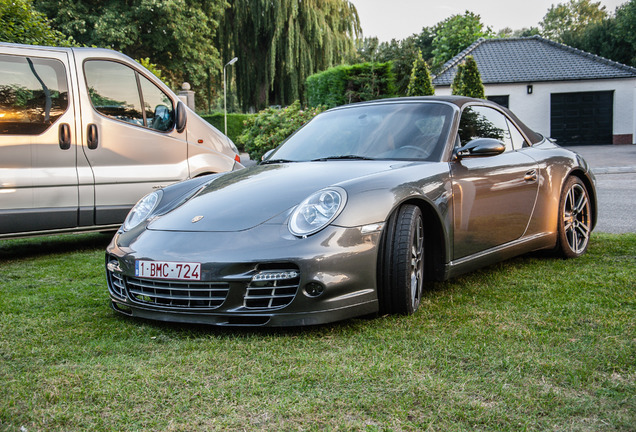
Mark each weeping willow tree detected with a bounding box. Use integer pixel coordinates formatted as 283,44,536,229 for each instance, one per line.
219,0,361,111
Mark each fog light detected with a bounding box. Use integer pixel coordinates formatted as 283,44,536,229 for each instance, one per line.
304,282,325,298
107,260,122,272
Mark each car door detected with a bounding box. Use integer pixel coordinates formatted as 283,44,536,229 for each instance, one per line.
0,49,79,235
450,105,539,259
74,54,189,225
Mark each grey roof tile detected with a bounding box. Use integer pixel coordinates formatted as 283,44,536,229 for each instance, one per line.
432,36,636,86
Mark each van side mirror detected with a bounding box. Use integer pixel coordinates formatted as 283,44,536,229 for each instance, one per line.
455,138,505,159
175,101,187,133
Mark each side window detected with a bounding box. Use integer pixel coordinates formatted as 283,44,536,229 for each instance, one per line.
84,60,144,126
0,54,69,135
507,120,528,149
139,74,174,132
84,60,175,132
458,106,513,151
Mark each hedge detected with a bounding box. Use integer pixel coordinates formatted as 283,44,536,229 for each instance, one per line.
305,62,396,108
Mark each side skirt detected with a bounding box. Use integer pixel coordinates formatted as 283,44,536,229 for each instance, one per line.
443,232,556,280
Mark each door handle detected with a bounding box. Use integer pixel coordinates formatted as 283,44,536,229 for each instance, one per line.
87,124,99,150
524,170,538,182
59,123,71,150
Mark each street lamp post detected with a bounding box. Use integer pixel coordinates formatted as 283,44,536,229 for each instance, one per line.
223,57,238,136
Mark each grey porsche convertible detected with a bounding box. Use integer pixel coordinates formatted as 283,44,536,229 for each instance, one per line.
105,96,596,327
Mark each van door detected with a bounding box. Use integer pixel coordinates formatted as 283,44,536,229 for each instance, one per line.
74,55,189,225
0,50,80,235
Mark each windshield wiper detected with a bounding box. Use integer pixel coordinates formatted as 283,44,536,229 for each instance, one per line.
310,155,375,162
260,158,296,165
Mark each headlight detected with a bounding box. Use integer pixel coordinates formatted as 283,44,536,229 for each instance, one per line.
122,190,162,231
289,187,346,237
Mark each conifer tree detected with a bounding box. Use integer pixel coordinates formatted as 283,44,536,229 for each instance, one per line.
451,56,485,99
450,61,465,96
406,50,434,96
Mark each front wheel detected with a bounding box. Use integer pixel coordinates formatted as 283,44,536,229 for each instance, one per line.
556,176,592,258
377,205,425,315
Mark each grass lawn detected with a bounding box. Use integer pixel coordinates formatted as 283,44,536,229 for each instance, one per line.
0,233,634,431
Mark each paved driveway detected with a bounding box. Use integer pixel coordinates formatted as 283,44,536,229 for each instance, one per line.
567,145,636,234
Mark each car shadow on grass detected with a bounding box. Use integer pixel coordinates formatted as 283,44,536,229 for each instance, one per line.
0,232,114,262
107,305,383,339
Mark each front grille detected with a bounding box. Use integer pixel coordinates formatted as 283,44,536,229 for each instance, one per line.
123,276,230,309
244,271,299,309
106,262,300,311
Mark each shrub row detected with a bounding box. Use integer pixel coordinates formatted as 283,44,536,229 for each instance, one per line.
237,101,326,161
305,62,396,108
204,63,397,160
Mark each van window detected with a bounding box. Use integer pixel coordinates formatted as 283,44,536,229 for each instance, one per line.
84,60,174,132
84,60,144,126
139,75,175,132
0,54,69,135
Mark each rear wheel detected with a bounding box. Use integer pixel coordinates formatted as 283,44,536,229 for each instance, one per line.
377,205,425,315
556,176,592,258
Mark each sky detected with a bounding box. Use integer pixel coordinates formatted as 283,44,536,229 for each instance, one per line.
349,0,628,42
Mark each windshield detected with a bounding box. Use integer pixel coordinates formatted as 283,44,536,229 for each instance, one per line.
266,102,454,163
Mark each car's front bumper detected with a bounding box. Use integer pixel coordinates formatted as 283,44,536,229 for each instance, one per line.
105,223,382,326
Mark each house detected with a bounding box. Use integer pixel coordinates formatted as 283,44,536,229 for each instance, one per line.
432,36,636,145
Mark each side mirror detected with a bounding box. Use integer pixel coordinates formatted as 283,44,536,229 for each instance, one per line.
262,149,275,161
455,138,505,159
175,101,187,133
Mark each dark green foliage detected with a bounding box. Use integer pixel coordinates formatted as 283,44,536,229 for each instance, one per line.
450,62,464,96
560,0,636,67
237,101,326,161
539,0,607,42
305,62,395,108
451,56,485,99
355,33,433,95
406,50,434,96
305,65,349,108
200,113,253,151
497,27,541,38
34,0,225,90
354,12,491,79
432,11,493,69
0,0,73,46
218,0,361,112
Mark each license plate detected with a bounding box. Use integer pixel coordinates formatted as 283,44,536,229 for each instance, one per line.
135,260,201,281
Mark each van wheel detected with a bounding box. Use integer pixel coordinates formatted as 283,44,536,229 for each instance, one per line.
377,205,425,315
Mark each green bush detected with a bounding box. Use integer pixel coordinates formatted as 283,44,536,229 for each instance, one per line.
237,101,326,161
200,112,253,150
306,65,349,107
305,62,396,108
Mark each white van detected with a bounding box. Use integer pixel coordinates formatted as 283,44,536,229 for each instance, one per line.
0,43,243,238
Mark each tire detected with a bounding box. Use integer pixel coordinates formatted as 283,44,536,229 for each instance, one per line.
377,205,425,315
556,176,592,258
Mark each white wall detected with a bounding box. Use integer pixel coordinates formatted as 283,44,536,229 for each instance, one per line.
435,78,636,143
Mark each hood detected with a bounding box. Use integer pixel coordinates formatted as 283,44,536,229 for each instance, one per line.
148,161,404,232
